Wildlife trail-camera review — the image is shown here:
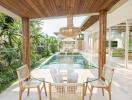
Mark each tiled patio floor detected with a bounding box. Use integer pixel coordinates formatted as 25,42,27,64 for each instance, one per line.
0,68,132,100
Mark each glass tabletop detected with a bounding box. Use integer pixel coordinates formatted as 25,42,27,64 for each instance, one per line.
31,76,98,84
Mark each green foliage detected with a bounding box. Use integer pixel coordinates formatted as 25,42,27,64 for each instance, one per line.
49,36,59,53
112,48,124,57
36,35,59,57
77,33,84,40
0,13,59,93
0,14,22,93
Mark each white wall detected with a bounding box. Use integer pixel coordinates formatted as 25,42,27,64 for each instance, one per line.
107,0,132,27
86,0,132,33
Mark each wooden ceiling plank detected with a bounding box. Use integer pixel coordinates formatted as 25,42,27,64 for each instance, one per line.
19,0,37,17
100,0,113,10
85,0,94,12
25,0,44,18
0,0,22,17
38,0,50,17
69,0,74,15
77,0,83,14
66,0,76,15
49,0,58,16
44,0,55,16
57,0,66,16
89,0,96,12
66,0,71,15
74,0,80,14
94,0,106,11
100,0,120,11
10,0,36,17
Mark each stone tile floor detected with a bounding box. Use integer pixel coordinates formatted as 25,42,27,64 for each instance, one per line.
0,68,132,100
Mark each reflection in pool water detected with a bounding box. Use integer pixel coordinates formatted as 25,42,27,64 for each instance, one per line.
40,55,96,69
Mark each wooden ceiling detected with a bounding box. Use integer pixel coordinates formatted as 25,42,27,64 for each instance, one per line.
0,0,120,31
0,0,120,19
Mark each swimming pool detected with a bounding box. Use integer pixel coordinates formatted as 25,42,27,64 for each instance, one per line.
40,54,96,69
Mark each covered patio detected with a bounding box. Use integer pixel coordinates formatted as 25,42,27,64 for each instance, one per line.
0,0,120,77
0,0,132,100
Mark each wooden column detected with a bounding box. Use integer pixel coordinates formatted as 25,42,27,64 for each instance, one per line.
22,17,30,70
98,10,107,77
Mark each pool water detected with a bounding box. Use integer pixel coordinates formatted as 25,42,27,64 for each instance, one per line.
40,55,96,69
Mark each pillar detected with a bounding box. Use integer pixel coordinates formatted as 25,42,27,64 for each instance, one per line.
98,10,107,77
22,17,30,70
125,20,130,68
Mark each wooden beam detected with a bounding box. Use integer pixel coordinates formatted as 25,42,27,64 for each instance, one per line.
81,15,99,31
22,17,30,70
98,10,107,78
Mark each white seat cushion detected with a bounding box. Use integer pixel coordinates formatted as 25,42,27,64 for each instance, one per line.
67,72,78,83
55,72,63,83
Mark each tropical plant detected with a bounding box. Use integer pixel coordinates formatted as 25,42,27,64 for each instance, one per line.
0,13,59,93
0,14,23,92
49,36,59,53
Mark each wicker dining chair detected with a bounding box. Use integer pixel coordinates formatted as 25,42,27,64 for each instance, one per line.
49,83,85,100
17,65,46,100
88,64,114,100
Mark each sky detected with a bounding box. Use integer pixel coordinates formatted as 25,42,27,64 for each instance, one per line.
40,16,88,36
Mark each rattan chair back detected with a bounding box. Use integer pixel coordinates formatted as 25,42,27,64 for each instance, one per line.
49,83,85,100
17,64,30,81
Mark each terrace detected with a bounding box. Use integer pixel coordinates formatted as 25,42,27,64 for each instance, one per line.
0,68,132,100
0,0,132,100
